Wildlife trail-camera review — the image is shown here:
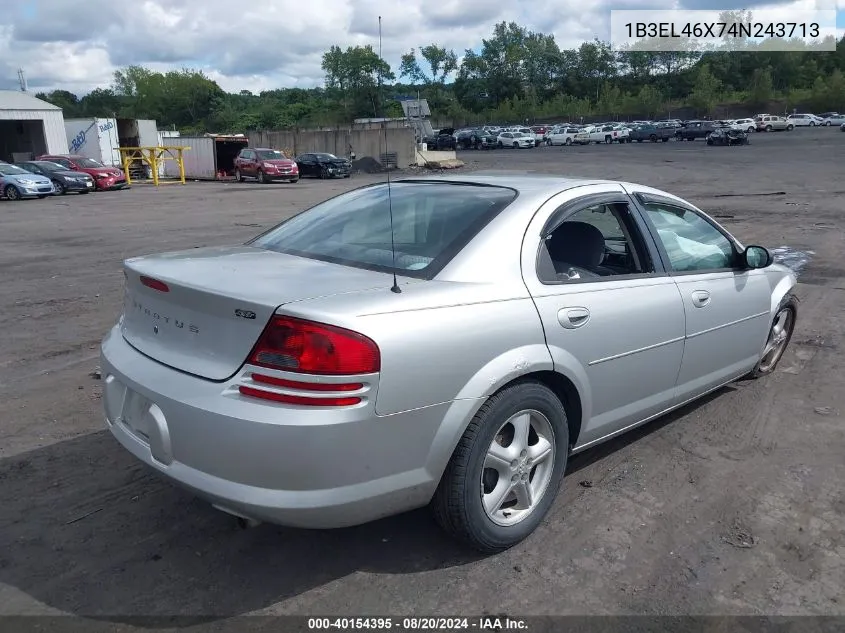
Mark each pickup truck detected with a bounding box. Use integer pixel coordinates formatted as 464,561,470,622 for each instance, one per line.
575,124,630,144
676,121,721,141
628,124,674,143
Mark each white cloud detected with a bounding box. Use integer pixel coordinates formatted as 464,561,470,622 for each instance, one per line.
0,0,836,95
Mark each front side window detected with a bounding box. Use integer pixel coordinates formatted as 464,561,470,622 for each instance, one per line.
642,202,736,272
250,182,517,278
539,202,652,282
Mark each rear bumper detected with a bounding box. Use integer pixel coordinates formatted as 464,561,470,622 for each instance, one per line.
100,326,445,528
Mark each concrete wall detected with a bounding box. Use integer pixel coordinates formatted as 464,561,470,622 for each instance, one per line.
247,127,416,168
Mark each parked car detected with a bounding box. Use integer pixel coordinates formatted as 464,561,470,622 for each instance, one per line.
424,128,458,151
234,148,299,183
706,128,749,146
841,122,845,132
0,162,54,200
456,129,498,150
16,160,95,194
676,121,721,141
545,127,581,146
628,124,673,143
786,113,823,127
497,131,534,148
729,118,757,133
295,153,352,179
588,124,629,144
100,175,798,553
820,113,845,126
36,154,127,191
756,116,793,132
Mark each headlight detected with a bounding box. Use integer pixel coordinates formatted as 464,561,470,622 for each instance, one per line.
263,162,274,169
18,178,37,185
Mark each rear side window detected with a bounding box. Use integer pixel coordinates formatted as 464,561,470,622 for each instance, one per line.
250,182,518,279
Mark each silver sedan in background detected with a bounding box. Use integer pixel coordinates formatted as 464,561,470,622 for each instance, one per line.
101,175,798,553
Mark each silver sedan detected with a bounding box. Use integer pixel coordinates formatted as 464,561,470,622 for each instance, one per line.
101,175,798,552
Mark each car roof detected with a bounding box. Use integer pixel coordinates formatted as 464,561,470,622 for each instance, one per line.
396,173,617,197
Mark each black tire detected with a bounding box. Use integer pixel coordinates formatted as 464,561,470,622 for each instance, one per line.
649,135,657,142
431,380,569,553
707,139,713,145
235,169,244,182
787,124,794,131
604,136,612,144
747,294,798,378
809,122,815,127
497,141,503,148
565,138,572,146
53,180,66,195
258,170,268,183
512,142,518,148
290,179,299,183
766,125,773,132
748,127,755,133
4,184,21,201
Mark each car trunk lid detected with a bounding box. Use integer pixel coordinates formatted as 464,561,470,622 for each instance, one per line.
120,245,400,381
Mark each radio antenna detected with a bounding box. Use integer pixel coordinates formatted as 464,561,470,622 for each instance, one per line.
379,15,401,294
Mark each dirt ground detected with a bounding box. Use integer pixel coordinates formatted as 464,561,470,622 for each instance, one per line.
1,128,844,628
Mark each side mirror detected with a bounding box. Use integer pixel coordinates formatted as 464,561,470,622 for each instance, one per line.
743,245,772,269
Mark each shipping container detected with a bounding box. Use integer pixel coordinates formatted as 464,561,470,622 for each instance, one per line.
64,117,162,167
162,135,248,180
156,130,181,177
64,118,121,166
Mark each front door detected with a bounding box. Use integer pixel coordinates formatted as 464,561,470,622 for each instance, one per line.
630,192,772,402
521,185,687,448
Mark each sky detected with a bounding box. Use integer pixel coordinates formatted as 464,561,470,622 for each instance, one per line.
0,0,843,96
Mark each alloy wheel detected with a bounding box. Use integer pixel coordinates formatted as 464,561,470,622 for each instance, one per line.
5,185,20,200
481,409,556,527
758,307,795,373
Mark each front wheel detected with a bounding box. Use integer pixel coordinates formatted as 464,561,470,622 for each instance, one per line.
787,124,794,131
431,380,569,553
235,169,244,182
810,122,815,127
258,170,268,183
748,295,798,378
53,180,66,195
766,125,773,132
4,184,21,201
747,127,755,133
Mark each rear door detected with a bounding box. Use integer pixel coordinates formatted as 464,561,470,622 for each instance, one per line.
628,191,771,401
239,149,256,176
521,185,686,447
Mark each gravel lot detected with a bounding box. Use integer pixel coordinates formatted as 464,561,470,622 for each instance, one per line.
1,127,844,627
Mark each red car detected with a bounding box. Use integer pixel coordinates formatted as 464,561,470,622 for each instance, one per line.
36,155,128,191
233,148,299,183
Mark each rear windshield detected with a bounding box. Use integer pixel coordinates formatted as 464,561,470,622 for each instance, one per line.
249,182,518,279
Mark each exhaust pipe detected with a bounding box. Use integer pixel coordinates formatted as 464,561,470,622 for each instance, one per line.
212,504,262,528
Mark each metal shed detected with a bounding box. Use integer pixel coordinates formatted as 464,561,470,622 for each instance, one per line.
0,90,69,162
162,135,248,180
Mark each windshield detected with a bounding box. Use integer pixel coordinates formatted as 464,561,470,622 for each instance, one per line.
314,153,339,160
256,150,287,160
0,164,30,176
249,182,518,279
77,158,104,168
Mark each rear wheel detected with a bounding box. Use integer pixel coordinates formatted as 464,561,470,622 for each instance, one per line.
649,135,657,142
809,121,815,127
565,138,572,146
431,380,569,553
512,142,519,148
748,295,798,378
747,127,755,133
604,136,612,144
4,184,21,201
766,125,773,132
787,124,794,131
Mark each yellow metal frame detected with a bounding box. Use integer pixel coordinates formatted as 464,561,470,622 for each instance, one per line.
115,146,191,185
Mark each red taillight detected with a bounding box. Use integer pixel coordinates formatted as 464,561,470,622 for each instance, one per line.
252,374,362,391
140,276,169,292
238,385,361,407
246,316,380,375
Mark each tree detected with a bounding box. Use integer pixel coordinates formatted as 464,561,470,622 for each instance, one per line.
689,63,722,115
748,66,773,108
321,45,395,117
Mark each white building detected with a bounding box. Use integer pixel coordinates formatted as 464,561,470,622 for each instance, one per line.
0,90,69,162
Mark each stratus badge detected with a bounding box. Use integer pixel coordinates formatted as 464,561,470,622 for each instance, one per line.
235,309,257,320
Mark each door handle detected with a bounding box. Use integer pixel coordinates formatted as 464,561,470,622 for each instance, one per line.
691,290,711,307
558,307,591,329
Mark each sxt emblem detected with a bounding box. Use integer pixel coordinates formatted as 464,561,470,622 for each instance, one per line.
235,309,256,320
